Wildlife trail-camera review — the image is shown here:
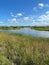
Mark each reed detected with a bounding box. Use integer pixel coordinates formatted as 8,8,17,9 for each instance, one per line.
0,32,49,65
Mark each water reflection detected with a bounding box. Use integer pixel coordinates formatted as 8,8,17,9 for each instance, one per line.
0,28,49,38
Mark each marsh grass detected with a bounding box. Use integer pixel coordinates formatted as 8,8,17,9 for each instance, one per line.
0,26,49,31
0,32,49,65
31,26,49,31
0,26,26,30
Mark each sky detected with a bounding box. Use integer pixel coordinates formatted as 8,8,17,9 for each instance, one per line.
0,0,49,26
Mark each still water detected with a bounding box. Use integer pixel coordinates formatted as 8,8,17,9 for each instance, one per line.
0,28,49,38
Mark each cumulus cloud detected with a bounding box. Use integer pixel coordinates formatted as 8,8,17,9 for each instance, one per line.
38,3,44,8
10,12,23,18
31,11,49,26
38,3,49,9
10,11,49,26
17,13,22,16
38,11,49,22
33,3,49,11
31,21,49,26
46,11,49,14
8,18,18,24
24,17,30,21
9,12,23,25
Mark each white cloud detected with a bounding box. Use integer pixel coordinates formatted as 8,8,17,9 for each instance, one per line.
38,3,44,8
10,12,23,18
46,11,49,14
10,11,49,26
8,18,18,24
17,13,22,16
33,3,44,11
38,11,49,22
31,11,49,26
33,3,49,11
38,3,49,9
31,21,49,26
24,17,30,21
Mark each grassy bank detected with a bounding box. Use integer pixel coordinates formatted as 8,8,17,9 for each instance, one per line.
0,32,49,65
0,26,22,30
31,26,49,31
0,26,30,30
0,26,49,31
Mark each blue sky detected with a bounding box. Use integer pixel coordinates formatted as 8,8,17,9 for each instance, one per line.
0,0,49,26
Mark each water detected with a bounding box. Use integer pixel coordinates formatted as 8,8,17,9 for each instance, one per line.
0,28,49,38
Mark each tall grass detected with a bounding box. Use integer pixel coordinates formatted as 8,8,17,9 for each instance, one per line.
0,26,29,30
0,32,49,65
31,26,49,31
0,26,49,31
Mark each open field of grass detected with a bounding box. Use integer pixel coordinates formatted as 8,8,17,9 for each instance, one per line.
31,26,49,31
0,32,49,65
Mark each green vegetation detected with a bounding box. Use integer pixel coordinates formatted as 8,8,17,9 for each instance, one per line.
0,26,22,30
31,26,49,31
0,26,30,30
0,32,49,65
0,26,49,31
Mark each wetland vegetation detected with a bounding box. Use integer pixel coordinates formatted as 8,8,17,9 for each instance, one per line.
0,26,49,31
0,32,49,65
31,26,49,31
